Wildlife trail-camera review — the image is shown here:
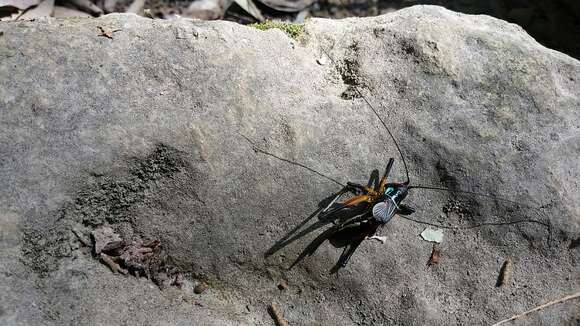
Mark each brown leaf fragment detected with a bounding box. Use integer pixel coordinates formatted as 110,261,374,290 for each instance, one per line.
100,253,128,275
268,303,287,326
97,26,121,39
427,244,440,267
496,259,512,287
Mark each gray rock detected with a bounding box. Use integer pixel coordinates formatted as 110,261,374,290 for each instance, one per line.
0,6,579,326
91,226,121,254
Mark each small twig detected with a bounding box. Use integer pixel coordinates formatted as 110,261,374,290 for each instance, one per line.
268,303,287,326
492,291,580,326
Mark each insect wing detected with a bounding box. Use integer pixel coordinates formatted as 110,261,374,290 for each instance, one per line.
372,201,396,223
319,202,368,223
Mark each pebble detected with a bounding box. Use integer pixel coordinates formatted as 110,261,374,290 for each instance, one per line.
194,281,209,294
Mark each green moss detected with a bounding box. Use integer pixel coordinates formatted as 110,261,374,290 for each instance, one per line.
250,21,305,40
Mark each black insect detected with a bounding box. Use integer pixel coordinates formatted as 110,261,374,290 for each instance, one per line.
251,43,551,274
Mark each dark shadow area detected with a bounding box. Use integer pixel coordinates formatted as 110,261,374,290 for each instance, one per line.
308,0,580,60
264,167,382,273
264,191,342,257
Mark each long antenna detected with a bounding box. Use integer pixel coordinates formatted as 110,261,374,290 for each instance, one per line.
409,185,536,209
398,215,551,231
406,185,553,245
318,43,411,184
409,184,551,229
240,133,345,187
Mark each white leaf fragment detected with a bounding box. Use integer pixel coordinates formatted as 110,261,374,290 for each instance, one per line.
420,228,444,243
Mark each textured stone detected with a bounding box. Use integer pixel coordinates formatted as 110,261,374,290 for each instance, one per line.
0,6,579,325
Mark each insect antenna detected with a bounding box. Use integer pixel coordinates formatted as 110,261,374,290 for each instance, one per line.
239,133,345,187
408,184,553,243
399,214,551,234
409,185,541,212
318,44,411,184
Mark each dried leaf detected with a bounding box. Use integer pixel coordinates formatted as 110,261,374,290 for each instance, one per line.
97,26,121,39
427,245,440,267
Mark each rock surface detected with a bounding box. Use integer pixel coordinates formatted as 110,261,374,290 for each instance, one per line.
1,6,579,325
